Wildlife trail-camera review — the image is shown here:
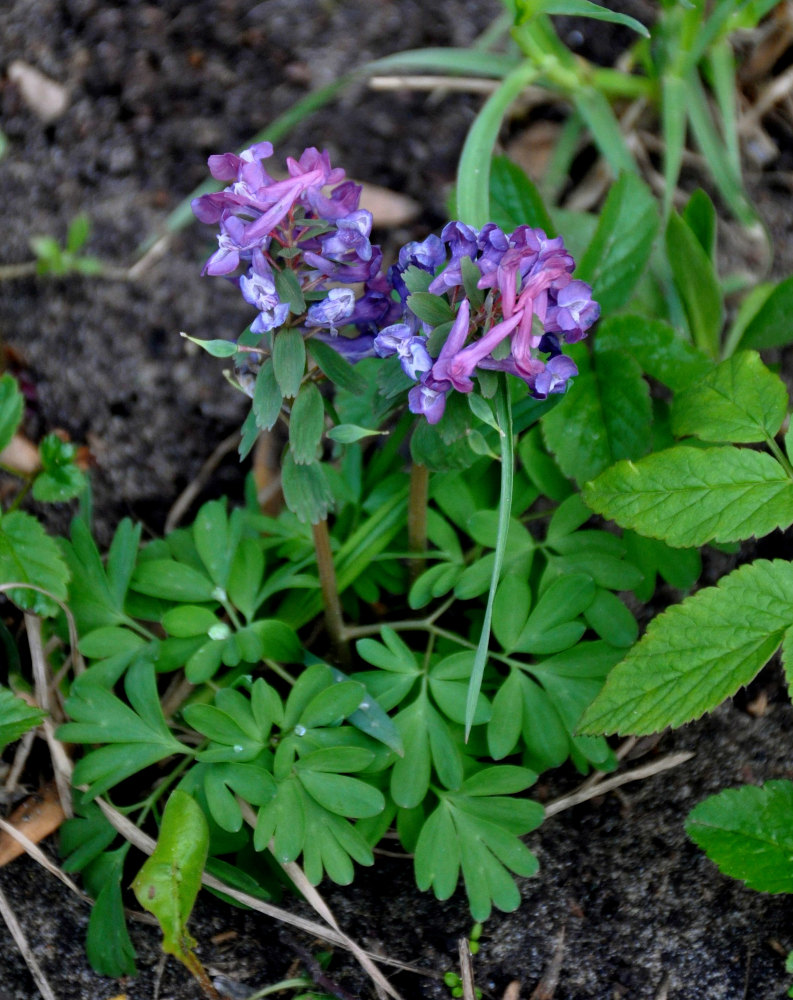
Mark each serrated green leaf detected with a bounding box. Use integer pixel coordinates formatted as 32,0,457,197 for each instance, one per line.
289,382,325,464
584,446,793,547
272,329,306,398
686,781,793,893
671,351,788,443
33,434,88,501
489,156,555,234
132,790,209,974
542,351,652,484
0,685,45,752
580,559,793,735
0,374,24,453
594,315,713,393
576,172,658,313
0,510,70,615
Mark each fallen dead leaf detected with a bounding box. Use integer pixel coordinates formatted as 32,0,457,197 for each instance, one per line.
7,61,69,123
0,783,66,866
0,433,40,475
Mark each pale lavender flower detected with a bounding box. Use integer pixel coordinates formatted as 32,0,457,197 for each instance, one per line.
374,323,433,380
306,287,356,333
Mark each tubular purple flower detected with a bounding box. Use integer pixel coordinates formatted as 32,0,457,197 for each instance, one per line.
239,249,290,332
317,210,374,263
408,381,448,424
545,279,600,342
533,354,578,397
306,287,356,334
374,324,433,380
432,307,522,393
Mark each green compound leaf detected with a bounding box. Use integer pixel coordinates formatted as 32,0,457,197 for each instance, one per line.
59,660,189,795
0,685,45,752
414,778,543,921
594,315,713,393
576,172,659,313
0,510,70,616
132,790,209,979
579,559,793,736
0,374,24,453
671,351,788,443
542,350,652,485
131,558,215,603
583,446,793,548
289,382,325,465
686,781,793,893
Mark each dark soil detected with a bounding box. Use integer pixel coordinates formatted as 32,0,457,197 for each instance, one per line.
2,2,793,999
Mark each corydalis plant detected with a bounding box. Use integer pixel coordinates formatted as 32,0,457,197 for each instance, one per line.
377,222,599,424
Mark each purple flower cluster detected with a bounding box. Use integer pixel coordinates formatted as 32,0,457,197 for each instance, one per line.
194,144,597,423
192,142,397,348
374,221,599,424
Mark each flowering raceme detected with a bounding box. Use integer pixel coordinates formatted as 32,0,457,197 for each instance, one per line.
192,142,396,379
375,221,599,424
193,144,596,421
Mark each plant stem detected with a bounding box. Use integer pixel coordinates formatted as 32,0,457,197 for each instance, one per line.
766,433,793,480
407,462,429,583
311,518,350,666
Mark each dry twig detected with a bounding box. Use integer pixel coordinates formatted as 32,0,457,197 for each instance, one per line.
0,882,59,1000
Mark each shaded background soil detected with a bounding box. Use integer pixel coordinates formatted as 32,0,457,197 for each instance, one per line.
2,2,793,998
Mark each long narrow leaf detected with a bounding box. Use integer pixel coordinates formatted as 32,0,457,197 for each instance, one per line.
529,1,649,38
457,61,540,228
465,378,513,738
660,74,687,219
685,70,757,227
572,86,637,178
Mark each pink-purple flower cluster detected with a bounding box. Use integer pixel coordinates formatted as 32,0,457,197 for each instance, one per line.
192,142,397,345
194,144,598,423
375,221,599,424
